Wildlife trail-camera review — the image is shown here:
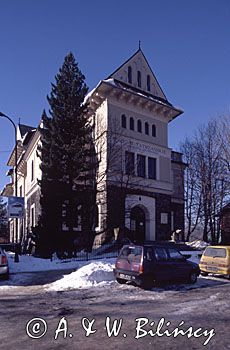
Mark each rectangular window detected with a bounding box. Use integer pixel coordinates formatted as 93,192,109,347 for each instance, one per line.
171,211,174,232
19,185,22,197
137,154,146,178
148,157,156,179
161,213,168,224
30,204,35,228
31,160,34,182
125,151,135,175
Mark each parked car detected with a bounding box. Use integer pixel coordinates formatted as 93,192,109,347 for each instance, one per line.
0,247,9,280
199,245,230,278
114,243,200,289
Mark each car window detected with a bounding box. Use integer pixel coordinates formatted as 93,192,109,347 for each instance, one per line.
145,247,154,261
168,248,184,260
120,246,142,262
204,247,226,258
154,247,168,261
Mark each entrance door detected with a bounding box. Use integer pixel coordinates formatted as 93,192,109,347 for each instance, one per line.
130,206,146,242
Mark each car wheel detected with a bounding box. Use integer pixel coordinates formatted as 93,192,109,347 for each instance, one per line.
140,275,155,290
188,272,198,284
201,271,208,277
116,278,126,284
2,272,9,280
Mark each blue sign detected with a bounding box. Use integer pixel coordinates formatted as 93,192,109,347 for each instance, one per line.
8,196,24,218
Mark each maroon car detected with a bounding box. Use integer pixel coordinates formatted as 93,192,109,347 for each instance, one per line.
114,243,199,289
0,247,9,280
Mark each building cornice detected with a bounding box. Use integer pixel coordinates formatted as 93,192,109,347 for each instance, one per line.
86,79,183,122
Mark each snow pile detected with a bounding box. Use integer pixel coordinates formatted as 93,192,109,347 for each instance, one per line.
186,240,209,250
47,260,115,291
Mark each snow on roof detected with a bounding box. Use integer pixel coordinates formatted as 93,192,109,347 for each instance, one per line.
18,124,35,137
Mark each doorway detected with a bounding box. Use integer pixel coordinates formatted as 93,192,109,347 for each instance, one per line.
130,206,146,242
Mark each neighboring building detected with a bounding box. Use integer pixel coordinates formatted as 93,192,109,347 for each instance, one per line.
2,48,186,245
2,123,41,243
219,203,230,244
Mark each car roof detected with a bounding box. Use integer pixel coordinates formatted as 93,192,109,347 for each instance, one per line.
123,242,180,248
205,245,230,250
121,241,199,251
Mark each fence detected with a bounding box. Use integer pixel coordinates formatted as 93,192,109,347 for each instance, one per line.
53,241,123,261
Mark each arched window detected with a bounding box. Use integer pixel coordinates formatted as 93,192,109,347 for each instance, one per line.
137,119,142,133
137,71,142,88
152,124,156,137
145,122,149,135
147,75,151,91
130,117,134,131
128,66,132,84
121,114,126,128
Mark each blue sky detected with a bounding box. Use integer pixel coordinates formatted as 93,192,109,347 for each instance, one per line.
0,0,230,191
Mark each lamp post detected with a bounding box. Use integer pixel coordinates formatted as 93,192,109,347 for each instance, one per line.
0,111,18,243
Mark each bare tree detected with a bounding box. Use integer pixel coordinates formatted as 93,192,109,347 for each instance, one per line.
93,116,144,241
181,118,229,243
219,115,230,171
180,138,202,241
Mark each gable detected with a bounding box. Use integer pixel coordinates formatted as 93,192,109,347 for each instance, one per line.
109,49,167,100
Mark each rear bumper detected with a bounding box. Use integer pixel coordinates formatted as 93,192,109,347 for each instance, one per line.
114,269,142,285
199,265,230,276
0,266,9,276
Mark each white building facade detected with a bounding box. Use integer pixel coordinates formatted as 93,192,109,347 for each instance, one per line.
87,49,185,243
2,49,185,245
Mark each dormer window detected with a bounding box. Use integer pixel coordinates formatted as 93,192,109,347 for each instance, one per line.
137,119,142,133
145,122,149,135
152,124,156,137
147,75,151,91
130,117,134,131
137,71,141,88
128,66,132,84
121,114,126,128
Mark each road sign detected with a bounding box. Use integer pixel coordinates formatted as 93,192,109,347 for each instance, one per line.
8,196,24,218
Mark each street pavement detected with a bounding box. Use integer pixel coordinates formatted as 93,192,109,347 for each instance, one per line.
0,270,230,350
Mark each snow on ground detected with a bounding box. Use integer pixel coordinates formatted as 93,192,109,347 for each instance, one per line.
7,252,84,273
2,249,228,293
3,250,202,292
0,253,116,291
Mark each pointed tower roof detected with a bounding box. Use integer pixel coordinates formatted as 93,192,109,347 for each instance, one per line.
107,48,168,102
85,48,183,121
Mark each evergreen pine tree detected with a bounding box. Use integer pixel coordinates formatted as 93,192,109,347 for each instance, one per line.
38,52,94,256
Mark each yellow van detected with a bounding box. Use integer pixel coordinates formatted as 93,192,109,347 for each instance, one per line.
199,245,230,278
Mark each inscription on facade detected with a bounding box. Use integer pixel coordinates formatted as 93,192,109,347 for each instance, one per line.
129,140,167,156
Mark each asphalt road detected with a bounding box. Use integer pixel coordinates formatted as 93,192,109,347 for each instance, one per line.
0,270,230,350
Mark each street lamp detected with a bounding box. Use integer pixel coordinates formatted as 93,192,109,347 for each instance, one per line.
0,111,18,243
